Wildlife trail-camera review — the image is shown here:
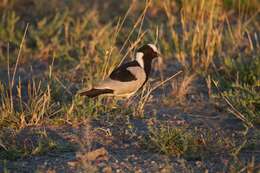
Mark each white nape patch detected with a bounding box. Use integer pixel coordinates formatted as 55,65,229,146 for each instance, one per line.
136,52,144,68
148,44,158,53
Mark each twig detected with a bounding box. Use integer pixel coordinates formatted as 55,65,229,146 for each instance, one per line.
11,23,29,88
212,80,253,128
150,71,183,94
0,139,7,151
101,4,133,79
118,0,151,66
117,31,147,67
133,71,183,116
53,75,73,96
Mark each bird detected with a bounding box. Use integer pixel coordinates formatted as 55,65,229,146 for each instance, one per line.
78,44,160,98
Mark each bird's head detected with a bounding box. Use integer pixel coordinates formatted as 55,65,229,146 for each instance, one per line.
135,44,161,69
137,44,160,59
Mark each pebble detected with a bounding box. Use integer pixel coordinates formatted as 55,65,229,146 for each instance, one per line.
102,166,112,173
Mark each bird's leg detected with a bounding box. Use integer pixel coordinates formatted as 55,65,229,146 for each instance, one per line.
122,96,134,109
108,97,118,109
122,99,130,109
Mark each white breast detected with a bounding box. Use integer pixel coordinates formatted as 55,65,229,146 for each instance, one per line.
135,52,144,68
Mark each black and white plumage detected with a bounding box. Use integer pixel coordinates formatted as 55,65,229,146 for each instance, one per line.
78,44,160,98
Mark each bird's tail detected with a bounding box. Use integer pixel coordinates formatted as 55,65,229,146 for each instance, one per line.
78,88,114,98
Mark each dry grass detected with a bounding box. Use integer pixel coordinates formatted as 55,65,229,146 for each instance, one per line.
171,73,196,103
134,70,182,116
0,0,259,172
164,0,224,72
0,25,58,130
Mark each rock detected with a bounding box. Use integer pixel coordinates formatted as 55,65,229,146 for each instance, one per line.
80,147,108,161
102,166,112,173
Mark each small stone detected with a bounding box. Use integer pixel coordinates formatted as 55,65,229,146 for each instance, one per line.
102,166,112,173
67,160,77,167
196,161,203,168
134,168,142,173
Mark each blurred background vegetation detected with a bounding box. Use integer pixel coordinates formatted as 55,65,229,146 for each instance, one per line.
0,0,259,171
